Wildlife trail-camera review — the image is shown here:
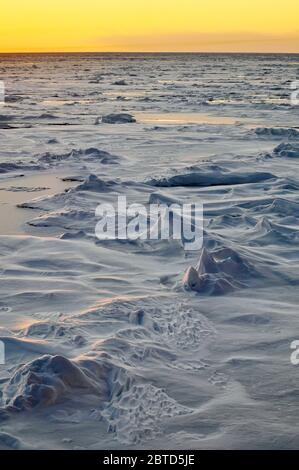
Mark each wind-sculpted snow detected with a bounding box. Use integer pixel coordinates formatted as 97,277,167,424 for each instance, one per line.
254,127,299,140
0,53,299,450
75,174,120,192
181,244,284,295
146,164,276,187
38,148,121,166
246,217,299,245
0,295,215,444
2,355,109,410
273,142,299,158
0,162,42,174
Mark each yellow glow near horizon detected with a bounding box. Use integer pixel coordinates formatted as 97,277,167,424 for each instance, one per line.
1,0,299,53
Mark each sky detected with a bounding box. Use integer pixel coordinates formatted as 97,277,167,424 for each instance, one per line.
1,0,299,53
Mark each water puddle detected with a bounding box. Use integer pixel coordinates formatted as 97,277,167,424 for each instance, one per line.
135,112,253,125
0,172,78,235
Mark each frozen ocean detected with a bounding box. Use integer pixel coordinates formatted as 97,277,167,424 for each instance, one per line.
0,53,299,449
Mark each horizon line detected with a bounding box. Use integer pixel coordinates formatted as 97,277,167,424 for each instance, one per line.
0,50,299,55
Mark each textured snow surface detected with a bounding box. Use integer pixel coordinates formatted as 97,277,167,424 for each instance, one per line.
0,53,299,449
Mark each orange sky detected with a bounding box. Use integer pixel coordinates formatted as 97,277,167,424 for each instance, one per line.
1,0,299,52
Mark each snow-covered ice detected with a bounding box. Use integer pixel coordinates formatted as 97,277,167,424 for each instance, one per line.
0,53,298,449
